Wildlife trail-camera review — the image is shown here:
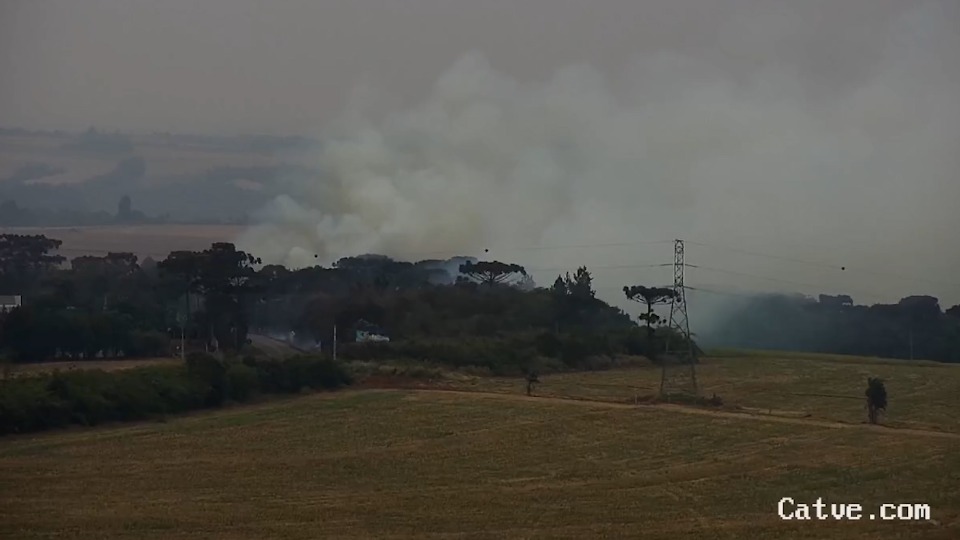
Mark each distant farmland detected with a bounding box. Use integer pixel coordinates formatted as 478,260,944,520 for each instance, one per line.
0,224,246,260
0,131,313,186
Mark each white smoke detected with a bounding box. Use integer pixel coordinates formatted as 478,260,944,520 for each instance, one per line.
237,4,960,317
238,52,688,270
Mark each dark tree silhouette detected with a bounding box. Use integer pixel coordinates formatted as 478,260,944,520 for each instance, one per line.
623,285,677,362
0,234,65,292
458,261,527,286
623,285,676,338
551,275,567,297
158,243,261,352
865,377,888,424
565,266,595,300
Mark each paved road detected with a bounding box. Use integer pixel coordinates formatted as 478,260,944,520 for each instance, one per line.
247,333,305,358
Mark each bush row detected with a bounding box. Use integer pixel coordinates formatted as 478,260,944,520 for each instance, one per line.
337,328,683,375
0,353,352,435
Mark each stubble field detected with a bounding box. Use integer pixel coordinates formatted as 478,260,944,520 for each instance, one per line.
1,352,958,539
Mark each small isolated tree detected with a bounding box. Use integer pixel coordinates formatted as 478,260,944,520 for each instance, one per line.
525,370,540,396
623,286,676,339
865,377,887,424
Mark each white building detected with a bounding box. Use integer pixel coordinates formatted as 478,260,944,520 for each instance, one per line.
355,320,390,343
0,295,22,313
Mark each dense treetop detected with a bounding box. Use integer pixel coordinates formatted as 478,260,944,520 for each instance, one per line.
0,233,958,365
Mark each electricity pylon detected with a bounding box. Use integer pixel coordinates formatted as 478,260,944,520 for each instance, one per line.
660,239,699,399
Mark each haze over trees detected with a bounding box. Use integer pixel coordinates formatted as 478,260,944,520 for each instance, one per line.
1,231,959,438
703,293,960,363
2,232,959,370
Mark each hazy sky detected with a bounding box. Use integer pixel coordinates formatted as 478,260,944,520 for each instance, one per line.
2,0,954,134
2,0,960,313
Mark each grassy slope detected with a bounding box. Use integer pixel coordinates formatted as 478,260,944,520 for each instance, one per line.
1,353,959,539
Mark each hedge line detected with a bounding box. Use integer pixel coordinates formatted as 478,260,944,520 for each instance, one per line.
0,353,352,435
337,328,679,375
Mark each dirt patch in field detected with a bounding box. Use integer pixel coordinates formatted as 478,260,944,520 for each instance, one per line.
355,385,960,440
353,374,452,390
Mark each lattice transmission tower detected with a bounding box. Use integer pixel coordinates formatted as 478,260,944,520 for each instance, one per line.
660,239,699,399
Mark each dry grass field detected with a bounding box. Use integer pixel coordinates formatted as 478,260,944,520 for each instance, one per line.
1,352,959,539
439,351,960,434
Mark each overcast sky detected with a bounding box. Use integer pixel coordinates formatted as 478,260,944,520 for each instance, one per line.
2,0,959,311
1,0,954,134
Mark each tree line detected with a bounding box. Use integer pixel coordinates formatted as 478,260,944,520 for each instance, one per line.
2,232,957,368
0,234,682,372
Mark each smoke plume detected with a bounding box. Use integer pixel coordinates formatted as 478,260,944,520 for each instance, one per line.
237,3,960,319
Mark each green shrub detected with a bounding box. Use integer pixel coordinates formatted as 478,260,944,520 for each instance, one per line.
281,355,353,390
0,354,352,436
47,371,115,426
0,377,70,433
139,366,206,414
186,352,228,406
225,362,259,402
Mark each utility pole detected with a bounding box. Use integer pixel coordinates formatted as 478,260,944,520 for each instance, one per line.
176,310,186,361
661,239,699,399
333,325,338,362
909,328,914,361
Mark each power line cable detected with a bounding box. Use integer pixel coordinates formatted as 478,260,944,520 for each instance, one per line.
366,239,676,260
684,263,888,302
684,285,766,300
685,240,844,270
685,239,960,291
527,262,672,273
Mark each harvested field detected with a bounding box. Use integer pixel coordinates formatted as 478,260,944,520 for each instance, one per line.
1,353,958,539
434,352,960,433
